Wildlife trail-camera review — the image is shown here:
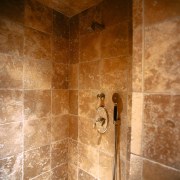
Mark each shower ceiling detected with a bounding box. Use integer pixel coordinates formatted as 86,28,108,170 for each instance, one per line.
37,0,103,17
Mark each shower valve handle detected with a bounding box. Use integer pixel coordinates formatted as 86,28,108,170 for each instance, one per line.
114,104,118,121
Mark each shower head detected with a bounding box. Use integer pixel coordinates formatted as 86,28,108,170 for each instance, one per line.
112,93,119,104
91,21,105,31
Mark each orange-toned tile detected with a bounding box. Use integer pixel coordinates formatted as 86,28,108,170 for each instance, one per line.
79,61,100,89
24,90,51,121
69,115,78,140
0,54,23,88
80,32,101,62
0,90,23,124
68,139,78,165
24,27,51,61
70,15,79,40
70,38,79,64
68,64,78,89
25,0,52,33
24,145,50,180
52,63,68,89
69,90,78,115
51,163,68,180
0,122,23,158
51,139,68,168
51,115,69,142
0,19,24,56
33,171,51,180
0,153,22,179
24,118,51,151
68,164,77,180
52,90,69,116
78,169,97,180
24,59,52,89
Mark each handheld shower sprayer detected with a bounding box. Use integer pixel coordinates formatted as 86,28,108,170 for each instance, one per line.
112,93,119,123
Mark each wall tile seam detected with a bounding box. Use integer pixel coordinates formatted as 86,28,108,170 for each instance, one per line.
77,166,98,180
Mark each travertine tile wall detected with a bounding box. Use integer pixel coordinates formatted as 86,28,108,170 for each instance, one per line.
68,0,132,179
130,0,180,179
0,0,69,179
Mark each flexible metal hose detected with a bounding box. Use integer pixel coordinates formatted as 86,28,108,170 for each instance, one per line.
113,124,118,180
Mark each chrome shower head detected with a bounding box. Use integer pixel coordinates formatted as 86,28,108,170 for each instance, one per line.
112,93,119,104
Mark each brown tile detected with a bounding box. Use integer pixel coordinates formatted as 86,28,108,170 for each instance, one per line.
52,63,68,89
143,159,180,180
78,169,97,180
99,151,113,180
51,139,68,168
24,118,51,151
69,90,78,115
68,139,78,165
80,32,101,62
0,0,24,23
52,90,69,116
24,90,51,121
53,11,69,39
24,27,51,61
144,0,180,25
51,163,68,180
24,145,50,180
0,153,22,179
79,61,100,89
70,15,79,40
0,19,24,56
51,115,69,142
143,95,180,169
33,171,51,180
100,58,128,91
70,38,79,64
144,18,180,93
79,143,99,177
69,115,78,140
0,122,22,158
101,22,129,58
24,59,52,89
68,64,78,89
0,90,23,124
0,54,23,88
68,164,77,180
25,0,52,33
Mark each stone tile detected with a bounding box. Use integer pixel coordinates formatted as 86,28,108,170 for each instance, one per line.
101,22,129,58
78,169,97,180
144,18,180,93
69,115,78,140
68,164,77,180
68,139,78,166
24,145,50,180
25,0,53,33
52,35,69,64
51,115,69,142
24,59,52,89
52,63,68,89
99,151,113,180
100,57,129,91
70,38,79,64
80,32,101,62
24,90,51,121
0,153,22,179
51,139,68,168
143,95,180,169
0,54,23,88
0,90,23,124
51,163,68,180
0,0,24,23
79,143,99,177
69,90,78,115
52,90,69,116
68,64,78,89
24,27,51,61
24,118,51,151
32,171,51,180
0,122,23,158
70,15,79,40
142,159,180,180
144,0,180,25
0,19,24,56
79,61,100,90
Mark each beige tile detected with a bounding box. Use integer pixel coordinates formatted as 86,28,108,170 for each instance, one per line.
24,145,50,180
68,164,77,180
78,169,97,180
69,115,78,140
24,90,51,121
68,139,78,165
68,64,79,89
25,0,52,33
51,139,68,168
0,90,23,124
24,118,51,151
51,115,69,142
32,171,51,180
0,54,23,88
0,122,23,158
51,163,68,180
69,90,78,115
